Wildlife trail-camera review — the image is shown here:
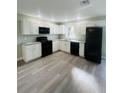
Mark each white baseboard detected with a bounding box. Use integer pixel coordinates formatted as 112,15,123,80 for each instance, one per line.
17,57,23,61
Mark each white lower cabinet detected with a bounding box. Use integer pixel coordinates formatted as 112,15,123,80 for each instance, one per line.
65,41,70,53
60,41,70,53
32,44,41,58
22,43,41,62
60,41,65,51
79,43,84,57
53,41,59,52
22,40,84,62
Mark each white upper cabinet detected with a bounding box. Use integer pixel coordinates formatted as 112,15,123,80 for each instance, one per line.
30,21,39,35
21,19,31,35
51,24,64,34
21,19,56,35
21,19,39,35
21,19,66,35
57,25,65,34
50,24,58,34
40,22,49,27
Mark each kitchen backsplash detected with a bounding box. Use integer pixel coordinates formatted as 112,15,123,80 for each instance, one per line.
17,34,59,45
59,34,85,41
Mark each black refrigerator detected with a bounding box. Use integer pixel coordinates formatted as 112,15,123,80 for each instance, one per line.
84,27,102,63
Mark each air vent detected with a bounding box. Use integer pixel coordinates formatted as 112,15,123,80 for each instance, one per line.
80,0,90,6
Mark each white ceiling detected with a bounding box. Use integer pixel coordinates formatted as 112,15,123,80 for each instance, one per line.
17,0,106,22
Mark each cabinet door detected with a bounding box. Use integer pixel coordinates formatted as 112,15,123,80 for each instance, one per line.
59,41,62,50
65,42,70,53
52,24,60,34
50,24,57,34
59,41,64,51
22,43,41,62
32,44,41,58
60,41,70,52
22,45,33,62
49,24,54,34
47,23,53,34
53,42,57,52
79,43,84,57
53,41,59,52
21,20,31,35
56,41,60,50
62,41,66,51
53,41,56,52
30,21,39,35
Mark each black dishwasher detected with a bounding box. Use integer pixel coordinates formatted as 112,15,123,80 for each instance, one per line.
71,42,79,56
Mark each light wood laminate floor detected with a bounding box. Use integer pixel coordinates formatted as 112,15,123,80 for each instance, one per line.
17,51,106,93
